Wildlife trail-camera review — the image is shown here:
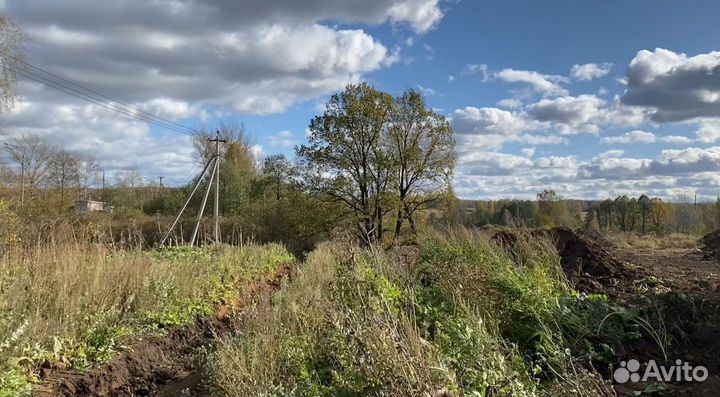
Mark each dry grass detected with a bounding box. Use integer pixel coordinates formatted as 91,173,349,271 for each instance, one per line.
605,232,698,250
206,243,454,396
205,232,618,397
0,227,292,396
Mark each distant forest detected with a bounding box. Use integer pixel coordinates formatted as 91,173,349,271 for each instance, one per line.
455,189,718,235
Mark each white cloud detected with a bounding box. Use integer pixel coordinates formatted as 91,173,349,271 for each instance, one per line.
579,155,649,179
7,0,446,115
662,135,694,144
451,106,568,152
0,97,196,184
622,48,720,122
526,95,603,133
447,75,455,82
696,119,720,143
455,143,720,200
387,0,445,33
268,130,296,148
460,63,489,81
598,149,625,158
596,95,647,127
570,63,612,81
521,147,536,157
459,151,533,175
497,98,523,109
515,134,567,145
649,146,720,174
417,84,439,97
495,68,569,96
422,43,434,60
601,130,656,144
2,0,447,182
452,107,529,136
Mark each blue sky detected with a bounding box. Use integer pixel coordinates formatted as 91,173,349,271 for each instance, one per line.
4,0,720,200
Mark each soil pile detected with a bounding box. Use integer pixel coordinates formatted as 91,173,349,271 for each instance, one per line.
700,229,720,260
34,318,218,397
493,227,634,293
549,227,633,287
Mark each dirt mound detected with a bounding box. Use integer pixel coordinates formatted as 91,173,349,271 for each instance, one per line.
492,227,634,293
576,229,612,247
700,229,720,260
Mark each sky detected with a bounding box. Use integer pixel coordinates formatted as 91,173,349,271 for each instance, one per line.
3,0,720,201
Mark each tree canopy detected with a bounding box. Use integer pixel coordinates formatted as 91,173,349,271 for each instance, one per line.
297,83,456,243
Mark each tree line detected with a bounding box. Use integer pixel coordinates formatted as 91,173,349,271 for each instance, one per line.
459,189,718,235
1,84,455,250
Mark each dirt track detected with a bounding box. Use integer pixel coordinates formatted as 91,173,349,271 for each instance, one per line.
617,247,720,296
33,265,291,397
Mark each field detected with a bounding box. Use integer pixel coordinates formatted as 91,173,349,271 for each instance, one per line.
2,225,719,397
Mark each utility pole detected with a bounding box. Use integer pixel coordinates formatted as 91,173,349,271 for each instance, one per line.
161,132,226,247
209,131,226,243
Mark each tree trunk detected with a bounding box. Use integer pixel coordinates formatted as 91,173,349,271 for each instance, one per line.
376,205,383,242
641,214,646,234
405,203,417,234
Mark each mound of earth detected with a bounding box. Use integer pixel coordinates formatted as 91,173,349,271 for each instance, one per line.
700,229,720,260
492,227,634,293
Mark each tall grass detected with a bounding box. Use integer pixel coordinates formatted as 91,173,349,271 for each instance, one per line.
206,230,617,396
0,228,293,397
605,232,698,249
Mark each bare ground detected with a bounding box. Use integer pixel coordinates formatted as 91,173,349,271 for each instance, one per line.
611,245,720,397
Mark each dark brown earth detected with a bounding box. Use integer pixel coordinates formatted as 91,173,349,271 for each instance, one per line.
611,245,720,397
700,229,720,261
34,317,220,397
494,228,720,396
492,227,638,297
33,265,292,397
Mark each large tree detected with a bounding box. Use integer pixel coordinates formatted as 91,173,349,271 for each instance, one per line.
263,154,295,201
75,156,101,197
47,149,79,208
298,83,393,242
3,133,55,197
638,194,651,234
298,83,456,243
388,89,455,238
0,14,26,113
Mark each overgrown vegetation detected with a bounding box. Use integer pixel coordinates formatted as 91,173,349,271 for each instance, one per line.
205,230,663,396
0,228,293,397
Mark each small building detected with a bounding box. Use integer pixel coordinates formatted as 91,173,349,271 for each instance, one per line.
74,199,113,213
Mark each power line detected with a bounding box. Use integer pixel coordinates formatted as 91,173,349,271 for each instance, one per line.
9,59,196,136
15,68,194,135
18,60,193,133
